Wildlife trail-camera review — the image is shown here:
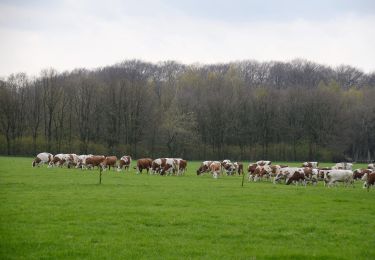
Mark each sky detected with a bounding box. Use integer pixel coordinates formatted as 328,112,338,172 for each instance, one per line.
0,0,374,77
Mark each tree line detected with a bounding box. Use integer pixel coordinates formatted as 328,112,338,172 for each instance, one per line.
1,59,375,162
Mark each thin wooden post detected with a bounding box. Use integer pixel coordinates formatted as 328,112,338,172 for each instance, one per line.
241,171,245,187
99,167,102,184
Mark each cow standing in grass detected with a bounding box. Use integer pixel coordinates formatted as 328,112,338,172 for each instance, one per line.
117,155,132,172
135,158,153,174
85,156,105,169
362,171,375,191
32,152,53,167
101,156,117,171
324,170,354,187
209,161,222,179
197,161,213,175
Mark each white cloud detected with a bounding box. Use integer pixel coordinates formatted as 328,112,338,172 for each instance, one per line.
0,1,374,77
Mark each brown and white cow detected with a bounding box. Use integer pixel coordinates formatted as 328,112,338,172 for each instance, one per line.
234,162,244,175
151,158,167,174
160,158,179,175
76,154,93,169
302,162,319,168
117,155,132,172
362,171,375,191
197,161,213,175
32,152,53,167
100,156,117,171
209,161,222,178
48,154,68,167
286,170,306,186
353,169,372,180
135,158,153,174
274,167,304,184
65,154,79,168
176,159,187,175
85,155,105,169
368,163,375,170
222,161,236,176
256,160,272,166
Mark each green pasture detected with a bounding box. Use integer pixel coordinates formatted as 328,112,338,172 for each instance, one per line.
0,157,374,259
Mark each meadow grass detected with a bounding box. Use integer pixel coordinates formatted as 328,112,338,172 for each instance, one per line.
0,157,374,259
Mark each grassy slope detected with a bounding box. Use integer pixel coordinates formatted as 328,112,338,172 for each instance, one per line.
0,157,374,259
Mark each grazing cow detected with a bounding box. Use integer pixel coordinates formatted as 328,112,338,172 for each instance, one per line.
135,158,153,174
234,162,244,175
368,164,375,170
197,161,213,175
85,155,105,169
302,162,319,168
65,154,79,168
117,155,132,172
286,170,306,186
247,163,257,174
332,162,353,170
274,167,303,184
160,158,178,175
353,169,372,180
32,152,53,167
151,158,167,174
222,162,236,176
101,156,117,170
176,159,187,175
256,160,272,166
209,161,222,179
76,154,93,169
362,171,375,191
48,154,68,167
324,170,354,187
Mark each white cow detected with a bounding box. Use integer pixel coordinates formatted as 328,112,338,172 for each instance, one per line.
324,170,354,187
332,162,353,170
32,152,53,167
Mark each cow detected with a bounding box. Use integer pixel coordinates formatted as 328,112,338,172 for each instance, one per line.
117,155,132,172
134,158,153,174
209,161,222,179
332,162,353,170
151,158,167,174
324,170,354,187
100,156,117,171
302,167,318,185
234,162,244,175
286,170,306,186
368,163,375,170
362,171,375,191
76,154,93,169
256,160,272,166
197,161,213,175
274,167,304,184
48,154,68,167
32,152,53,167
176,159,187,175
85,155,105,169
222,161,236,176
160,158,178,175
65,154,79,168
302,162,319,168
353,169,372,180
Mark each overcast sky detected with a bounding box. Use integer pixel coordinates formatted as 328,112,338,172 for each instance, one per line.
0,0,374,77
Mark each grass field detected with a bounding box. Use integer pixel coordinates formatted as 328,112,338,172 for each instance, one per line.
0,157,374,259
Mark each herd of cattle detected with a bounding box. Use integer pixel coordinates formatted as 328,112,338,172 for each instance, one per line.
32,152,375,190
